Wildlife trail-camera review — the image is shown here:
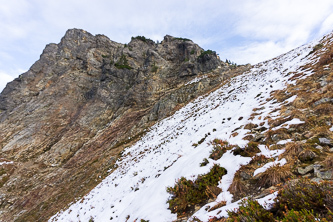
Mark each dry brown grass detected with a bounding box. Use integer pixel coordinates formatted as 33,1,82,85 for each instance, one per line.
309,126,333,138
314,103,333,115
228,176,247,197
280,142,304,161
272,90,290,102
292,96,307,109
268,116,293,128
265,128,291,144
323,156,333,169
244,123,258,130
257,164,292,188
208,201,227,212
318,46,333,67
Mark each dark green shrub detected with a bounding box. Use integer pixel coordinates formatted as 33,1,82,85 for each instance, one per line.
166,164,227,215
280,209,317,222
131,36,154,43
200,158,209,167
227,198,275,222
198,50,214,59
0,168,6,176
0,175,9,188
173,37,192,42
276,178,333,218
151,64,158,73
225,178,333,221
115,54,133,70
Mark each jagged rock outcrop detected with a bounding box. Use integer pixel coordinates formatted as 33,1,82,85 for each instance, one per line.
0,29,247,221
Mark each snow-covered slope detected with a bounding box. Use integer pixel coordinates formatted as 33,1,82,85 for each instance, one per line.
50,37,320,222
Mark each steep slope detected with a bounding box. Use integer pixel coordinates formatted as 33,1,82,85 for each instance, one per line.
0,29,249,221
50,33,333,221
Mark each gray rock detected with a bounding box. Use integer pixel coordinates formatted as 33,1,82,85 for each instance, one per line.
320,80,328,86
288,127,296,133
253,133,265,142
298,150,317,162
315,145,323,150
311,178,324,183
297,165,314,175
271,134,281,142
319,138,332,146
240,171,252,180
313,98,333,106
316,170,333,180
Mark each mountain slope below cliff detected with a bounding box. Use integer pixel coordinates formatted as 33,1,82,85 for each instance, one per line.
51,32,333,221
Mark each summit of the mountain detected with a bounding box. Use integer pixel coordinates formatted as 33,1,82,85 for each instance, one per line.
0,29,249,221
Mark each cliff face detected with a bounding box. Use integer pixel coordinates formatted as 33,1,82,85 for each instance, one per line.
0,29,246,221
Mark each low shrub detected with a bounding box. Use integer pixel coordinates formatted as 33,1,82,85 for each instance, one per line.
198,50,215,59
166,164,227,215
0,175,9,188
275,178,333,218
200,158,209,167
131,36,153,43
115,54,133,70
213,178,333,221
227,198,275,222
280,209,318,222
209,139,236,160
173,37,191,42
151,64,158,73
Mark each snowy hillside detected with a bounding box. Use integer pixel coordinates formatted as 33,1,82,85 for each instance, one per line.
50,36,321,222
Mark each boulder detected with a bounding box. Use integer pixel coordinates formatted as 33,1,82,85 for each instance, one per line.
297,165,314,175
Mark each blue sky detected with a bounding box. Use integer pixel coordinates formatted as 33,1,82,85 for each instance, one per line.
1,0,333,92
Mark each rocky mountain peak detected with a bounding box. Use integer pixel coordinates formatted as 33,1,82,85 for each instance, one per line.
0,29,247,221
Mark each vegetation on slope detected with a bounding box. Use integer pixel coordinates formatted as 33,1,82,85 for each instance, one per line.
167,164,227,216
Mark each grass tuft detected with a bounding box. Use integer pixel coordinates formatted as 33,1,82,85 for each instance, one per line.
257,164,292,188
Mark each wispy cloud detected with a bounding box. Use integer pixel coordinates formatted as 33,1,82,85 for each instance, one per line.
0,0,333,92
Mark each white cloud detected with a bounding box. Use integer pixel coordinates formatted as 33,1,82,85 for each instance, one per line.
216,0,333,65
223,41,294,65
1,0,333,83
319,13,333,36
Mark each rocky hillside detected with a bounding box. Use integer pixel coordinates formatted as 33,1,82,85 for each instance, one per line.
50,32,333,221
0,29,250,221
